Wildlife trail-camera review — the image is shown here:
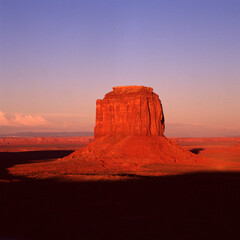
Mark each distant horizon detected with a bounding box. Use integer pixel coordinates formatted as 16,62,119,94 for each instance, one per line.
0,130,239,138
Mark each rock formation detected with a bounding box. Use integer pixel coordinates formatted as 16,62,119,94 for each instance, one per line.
95,86,165,138
9,86,206,178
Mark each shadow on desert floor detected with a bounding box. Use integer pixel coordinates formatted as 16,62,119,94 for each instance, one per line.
0,163,239,239
0,150,74,180
189,148,205,154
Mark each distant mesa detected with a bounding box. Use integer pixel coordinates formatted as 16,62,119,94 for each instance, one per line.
95,86,165,138
10,86,206,178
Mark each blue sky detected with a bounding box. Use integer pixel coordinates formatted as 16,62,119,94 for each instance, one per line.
0,0,240,136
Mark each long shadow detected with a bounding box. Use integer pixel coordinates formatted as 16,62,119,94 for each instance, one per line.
0,150,74,180
189,148,204,154
0,171,239,239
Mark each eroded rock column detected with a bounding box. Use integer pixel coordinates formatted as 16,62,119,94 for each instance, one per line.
94,86,165,138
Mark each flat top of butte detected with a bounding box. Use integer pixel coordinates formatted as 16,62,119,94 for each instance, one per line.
112,85,153,93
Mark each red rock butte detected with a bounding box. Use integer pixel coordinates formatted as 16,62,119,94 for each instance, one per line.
94,86,165,138
9,86,208,178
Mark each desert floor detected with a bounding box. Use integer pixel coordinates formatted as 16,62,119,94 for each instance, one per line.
0,137,239,239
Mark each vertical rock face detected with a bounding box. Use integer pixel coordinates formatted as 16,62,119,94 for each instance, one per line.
94,86,165,138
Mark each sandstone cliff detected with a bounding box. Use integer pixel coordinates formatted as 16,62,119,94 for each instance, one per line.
94,86,165,138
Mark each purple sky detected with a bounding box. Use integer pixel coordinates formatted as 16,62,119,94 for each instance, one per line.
0,0,240,137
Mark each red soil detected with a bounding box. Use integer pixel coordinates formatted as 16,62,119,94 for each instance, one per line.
0,138,239,239
177,137,240,171
8,136,216,179
0,136,238,181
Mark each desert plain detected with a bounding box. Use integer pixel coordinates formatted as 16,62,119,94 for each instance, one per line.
0,136,239,240
0,85,239,240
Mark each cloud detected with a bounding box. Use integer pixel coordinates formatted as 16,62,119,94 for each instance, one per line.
0,110,94,133
0,110,48,127
0,110,9,125
13,114,47,126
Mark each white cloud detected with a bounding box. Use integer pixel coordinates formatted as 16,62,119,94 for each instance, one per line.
0,110,9,125
0,110,48,127
13,114,47,126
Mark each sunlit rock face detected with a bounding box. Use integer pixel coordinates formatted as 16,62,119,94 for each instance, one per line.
94,86,165,138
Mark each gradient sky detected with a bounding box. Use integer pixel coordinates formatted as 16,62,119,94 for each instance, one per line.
0,0,240,137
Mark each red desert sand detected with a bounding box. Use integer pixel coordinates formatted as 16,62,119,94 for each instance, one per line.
7,86,240,179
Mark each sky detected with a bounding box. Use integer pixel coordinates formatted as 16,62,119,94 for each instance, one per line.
0,0,240,137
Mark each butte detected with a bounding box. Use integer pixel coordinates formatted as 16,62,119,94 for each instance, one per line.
10,86,206,178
